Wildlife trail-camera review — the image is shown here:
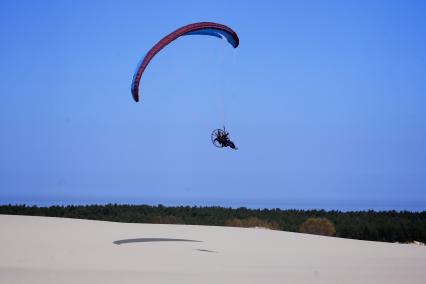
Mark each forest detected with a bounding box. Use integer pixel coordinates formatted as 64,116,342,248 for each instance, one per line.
1,204,425,243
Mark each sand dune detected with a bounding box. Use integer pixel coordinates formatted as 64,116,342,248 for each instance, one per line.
1,215,424,284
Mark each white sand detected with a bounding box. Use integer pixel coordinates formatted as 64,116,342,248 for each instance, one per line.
1,215,425,284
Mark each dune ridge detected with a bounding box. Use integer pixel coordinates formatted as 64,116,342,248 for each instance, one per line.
1,215,425,284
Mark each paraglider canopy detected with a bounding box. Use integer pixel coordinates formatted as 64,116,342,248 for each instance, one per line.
131,22,239,102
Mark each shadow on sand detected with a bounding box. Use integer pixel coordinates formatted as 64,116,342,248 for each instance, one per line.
196,248,217,253
113,238,202,245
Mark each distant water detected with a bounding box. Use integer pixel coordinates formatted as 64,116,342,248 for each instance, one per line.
1,195,425,212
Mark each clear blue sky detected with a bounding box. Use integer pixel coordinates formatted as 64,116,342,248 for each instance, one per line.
1,0,425,210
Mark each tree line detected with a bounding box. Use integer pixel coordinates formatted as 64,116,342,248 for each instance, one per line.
1,204,425,243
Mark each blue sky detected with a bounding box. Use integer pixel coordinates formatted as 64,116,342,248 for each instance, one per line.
1,0,425,210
